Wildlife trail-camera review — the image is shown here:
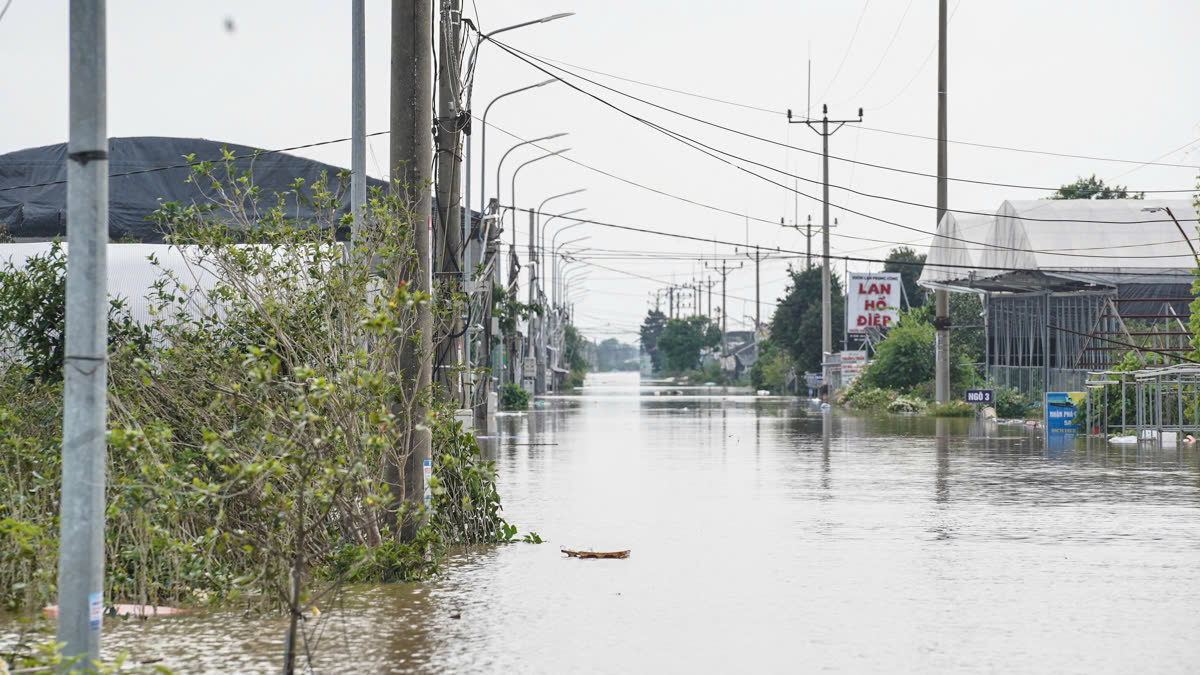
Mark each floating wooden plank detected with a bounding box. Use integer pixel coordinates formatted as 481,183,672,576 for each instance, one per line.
562,548,630,559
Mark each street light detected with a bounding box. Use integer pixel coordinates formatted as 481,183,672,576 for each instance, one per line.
541,207,587,265
496,133,567,240
512,147,571,249
537,189,587,268
1142,206,1200,267
476,79,557,231
555,234,592,305
463,12,575,107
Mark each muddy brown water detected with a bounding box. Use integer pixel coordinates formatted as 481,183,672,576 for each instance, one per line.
6,371,1200,673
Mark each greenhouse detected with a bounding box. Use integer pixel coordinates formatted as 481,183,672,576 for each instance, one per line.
918,199,1198,401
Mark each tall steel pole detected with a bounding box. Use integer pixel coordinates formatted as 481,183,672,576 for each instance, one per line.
351,0,366,238
59,0,108,663
435,0,465,401
790,105,862,388
391,0,433,540
934,0,951,403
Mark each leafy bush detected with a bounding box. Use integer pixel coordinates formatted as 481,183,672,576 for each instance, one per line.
0,241,148,381
500,383,529,410
887,396,927,414
928,400,974,417
750,338,793,393
993,386,1032,419
0,163,513,620
857,312,935,391
846,386,897,411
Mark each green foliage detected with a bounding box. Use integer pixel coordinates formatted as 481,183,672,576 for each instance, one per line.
563,323,589,387
657,315,720,373
845,386,898,411
0,241,149,381
499,383,530,410
884,246,927,308
492,284,541,334
887,396,927,414
1050,174,1142,200
0,164,512,621
857,312,935,391
770,266,845,372
749,338,793,393
595,337,639,371
993,385,1032,419
639,309,668,372
928,400,974,417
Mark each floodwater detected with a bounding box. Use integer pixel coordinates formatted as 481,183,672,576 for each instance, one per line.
10,371,1200,672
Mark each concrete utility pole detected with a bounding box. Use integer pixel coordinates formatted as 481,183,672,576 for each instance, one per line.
934,0,951,404
59,0,108,663
706,260,742,357
704,277,716,321
435,0,465,402
742,247,768,336
391,0,434,540
351,0,366,240
789,104,863,387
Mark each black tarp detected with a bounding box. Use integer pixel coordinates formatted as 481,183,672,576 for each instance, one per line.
0,136,388,242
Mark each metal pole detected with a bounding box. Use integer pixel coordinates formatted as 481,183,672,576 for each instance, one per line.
821,114,832,384
934,0,951,403
435,0,464,400
59,0,108,663
351,0,366,238
391,0,433,540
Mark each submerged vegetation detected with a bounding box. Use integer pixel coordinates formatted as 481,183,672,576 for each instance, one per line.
0,162,517,625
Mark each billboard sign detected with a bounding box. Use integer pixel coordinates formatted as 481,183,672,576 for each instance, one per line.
1046,392,1085,433
840,350,868,384
847,272,902,334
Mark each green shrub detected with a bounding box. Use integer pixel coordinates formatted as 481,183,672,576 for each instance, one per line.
857,312,935,391
887,395,927,414
0,164,514,620
500,383,529,410
847,386,897,410
993,386,1032,419
928,400,974,417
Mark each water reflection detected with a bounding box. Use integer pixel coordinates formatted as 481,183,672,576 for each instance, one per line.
7,372,1200,673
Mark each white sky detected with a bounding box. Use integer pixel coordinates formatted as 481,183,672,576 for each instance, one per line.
3,1,1199,343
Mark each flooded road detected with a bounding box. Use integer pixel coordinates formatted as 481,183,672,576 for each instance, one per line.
16,371,1200,672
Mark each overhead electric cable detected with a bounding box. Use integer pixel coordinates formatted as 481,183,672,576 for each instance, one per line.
498,37,1200,189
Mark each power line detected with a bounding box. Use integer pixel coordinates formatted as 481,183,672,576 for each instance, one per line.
491,36,1200,208
515,206,1200,275
830,0,915,106
818,0,873,103
482,117,1196,258
487,41,1200,258
506,39,1200,185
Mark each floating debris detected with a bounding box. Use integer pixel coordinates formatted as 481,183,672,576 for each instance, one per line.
562,548,630,559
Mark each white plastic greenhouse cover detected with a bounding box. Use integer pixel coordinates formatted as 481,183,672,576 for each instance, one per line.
0,242,216,325
920,199,1198,290
980,199,1197,276
917,211,988,286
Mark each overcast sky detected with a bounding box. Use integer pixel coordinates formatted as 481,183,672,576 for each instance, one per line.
4,1,1199,342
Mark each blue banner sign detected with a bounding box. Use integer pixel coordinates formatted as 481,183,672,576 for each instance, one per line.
1046,392,1085,433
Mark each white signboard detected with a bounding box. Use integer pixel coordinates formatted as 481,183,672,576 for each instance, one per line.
840,350,868,384
847,272,902,335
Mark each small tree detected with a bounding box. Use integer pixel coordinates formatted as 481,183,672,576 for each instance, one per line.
1050,174,1142,200
883,246,927,309
639,309,668,372
771,266,845,372
658,315,719,372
